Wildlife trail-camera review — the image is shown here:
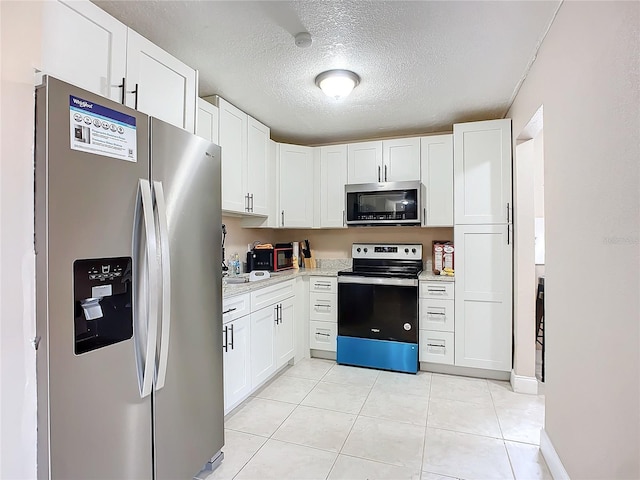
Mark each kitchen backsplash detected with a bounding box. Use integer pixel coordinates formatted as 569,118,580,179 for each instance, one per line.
222,215,453,261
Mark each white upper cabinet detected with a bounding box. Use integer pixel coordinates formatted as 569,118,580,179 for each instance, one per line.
217,98,248,213
347,141,383,184
421,135,454,227
319,145,348,228
41,0,127,102
454,224,512,371
278,144,314,228
382,137,421,182
454,119,512,224
196,98,219,144
347,138,420,184
247,117,271,216
215,97,271,216
41,1,197,132
125,30,196,132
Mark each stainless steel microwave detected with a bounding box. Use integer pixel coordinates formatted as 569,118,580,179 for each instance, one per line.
345,181,422,226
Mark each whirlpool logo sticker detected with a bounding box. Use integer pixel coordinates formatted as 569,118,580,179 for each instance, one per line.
69,95,137,163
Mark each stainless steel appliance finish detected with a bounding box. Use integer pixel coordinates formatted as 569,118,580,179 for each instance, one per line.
337,244,422,373
35,76,224,480
345,181,422,226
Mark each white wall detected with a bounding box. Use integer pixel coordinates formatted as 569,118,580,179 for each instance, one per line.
508,2,640,478
0,2,42,478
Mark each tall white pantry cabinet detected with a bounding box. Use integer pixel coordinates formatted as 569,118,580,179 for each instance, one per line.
453,119,513,372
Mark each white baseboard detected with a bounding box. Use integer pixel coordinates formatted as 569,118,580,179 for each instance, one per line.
510,370,539,394
540,428,570,480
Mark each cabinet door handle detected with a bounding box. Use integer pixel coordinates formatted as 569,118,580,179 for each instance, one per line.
250,194,254,212
507,225,511,245
222,307,237,315
245,194,249,212
128,83,139,110
223,326,228,352
506,203,510,223
119,77,126,105
274,305,279,324
278,304,282,324
378,166,381,182
281,210,285,227
229,323,234,350
423,207,426,227
384,165,388,181
343,210,345,227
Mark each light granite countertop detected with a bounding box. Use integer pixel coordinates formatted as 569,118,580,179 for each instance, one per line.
418,270,455,282
222,267,343,298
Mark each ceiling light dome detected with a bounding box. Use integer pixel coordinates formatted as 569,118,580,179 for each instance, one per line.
315,69,360,100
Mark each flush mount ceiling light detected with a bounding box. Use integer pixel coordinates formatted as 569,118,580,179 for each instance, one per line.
315,69,360,100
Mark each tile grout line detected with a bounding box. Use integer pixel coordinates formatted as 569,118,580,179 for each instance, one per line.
324,369,380,479
487,379,517,480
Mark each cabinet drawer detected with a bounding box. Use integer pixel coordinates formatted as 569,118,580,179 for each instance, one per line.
419,298,454,332
250,279,295,311
222,293,250,323
310,321,337,352
309,292,337,322
309,276,337,294
420,281,454,299
419,330,454,365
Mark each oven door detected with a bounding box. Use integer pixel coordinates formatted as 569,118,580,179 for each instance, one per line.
337,276,418,343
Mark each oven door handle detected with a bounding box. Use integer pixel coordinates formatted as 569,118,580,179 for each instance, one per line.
337,276,418,287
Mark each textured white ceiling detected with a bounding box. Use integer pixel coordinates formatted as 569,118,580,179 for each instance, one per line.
94,0,561,145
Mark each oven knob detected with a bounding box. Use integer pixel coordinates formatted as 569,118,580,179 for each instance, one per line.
356,247,361,253
404,248,409,253
411,248,416,254
403,323,412,331
363,248,368,253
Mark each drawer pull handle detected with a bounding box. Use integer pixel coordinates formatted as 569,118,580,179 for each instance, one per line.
427,343,446,348
314,304,332,308
426,312,445,316
223,307,237,315
315,332,331,337
314,283,332,288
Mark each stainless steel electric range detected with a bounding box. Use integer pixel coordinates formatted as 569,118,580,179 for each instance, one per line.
337,243,422,374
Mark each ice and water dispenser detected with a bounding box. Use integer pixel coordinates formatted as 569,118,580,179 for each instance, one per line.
73,257,133,355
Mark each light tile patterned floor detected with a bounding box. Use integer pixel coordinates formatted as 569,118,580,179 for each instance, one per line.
207,359,551,480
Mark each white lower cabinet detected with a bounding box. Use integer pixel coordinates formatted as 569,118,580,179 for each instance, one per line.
308,276,337,352
310,321,337,351
419,330,455,365
275,297,295,368
222,279,297,413
222,314,251,414
250,304,278,388
419,281,455,366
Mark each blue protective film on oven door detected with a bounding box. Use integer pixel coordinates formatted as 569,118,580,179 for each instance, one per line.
337,336,419,374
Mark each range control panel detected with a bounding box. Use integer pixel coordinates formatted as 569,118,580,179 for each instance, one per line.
351,243,423,260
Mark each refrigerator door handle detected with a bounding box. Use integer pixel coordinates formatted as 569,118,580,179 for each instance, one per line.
153,181,172,391
133,179,159,399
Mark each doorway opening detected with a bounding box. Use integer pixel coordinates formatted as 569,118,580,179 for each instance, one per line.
513,105,546,392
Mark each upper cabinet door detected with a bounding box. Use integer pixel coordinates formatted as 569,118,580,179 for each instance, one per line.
421,135,453,227
382,137,421,182
454,119,512,224
125,29,197,132
347,141,383,184
279,144,313,228
41,0,127,102
196,98,219,144
247,117,271,216
218,98,248,213
320,145,348,228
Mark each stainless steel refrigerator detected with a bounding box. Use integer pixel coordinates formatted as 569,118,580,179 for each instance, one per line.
35,76,224,480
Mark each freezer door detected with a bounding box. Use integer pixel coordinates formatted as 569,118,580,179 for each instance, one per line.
35,77,153,479
150,118,224,479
